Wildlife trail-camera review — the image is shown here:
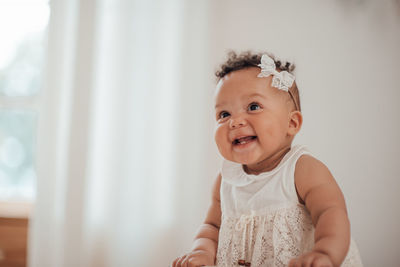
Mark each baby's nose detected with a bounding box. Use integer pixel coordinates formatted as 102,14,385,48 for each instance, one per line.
229,116,246,129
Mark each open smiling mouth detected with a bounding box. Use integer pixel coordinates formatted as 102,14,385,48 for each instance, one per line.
233,136,258,145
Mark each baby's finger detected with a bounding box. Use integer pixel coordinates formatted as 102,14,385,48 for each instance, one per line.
302,255,315,267
187,257,205,267
180,256,190,267
171,257,179,267
287,258,299,267
187,258,196,267
175,255,187,267
312,256,333,267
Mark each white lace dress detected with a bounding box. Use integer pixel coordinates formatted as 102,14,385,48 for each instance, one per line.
215,145,363,267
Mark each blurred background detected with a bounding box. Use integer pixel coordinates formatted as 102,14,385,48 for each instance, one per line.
0,0,399,266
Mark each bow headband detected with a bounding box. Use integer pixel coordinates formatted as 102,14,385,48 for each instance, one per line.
257,54,295,92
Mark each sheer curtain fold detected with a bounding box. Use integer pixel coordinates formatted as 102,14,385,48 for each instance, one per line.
29,0,212,266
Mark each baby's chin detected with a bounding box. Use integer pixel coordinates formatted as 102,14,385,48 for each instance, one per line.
225,154,260,166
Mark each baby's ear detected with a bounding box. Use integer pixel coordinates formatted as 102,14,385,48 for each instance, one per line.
288,111,302,136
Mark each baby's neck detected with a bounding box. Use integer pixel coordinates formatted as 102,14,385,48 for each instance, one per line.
243,145,292,175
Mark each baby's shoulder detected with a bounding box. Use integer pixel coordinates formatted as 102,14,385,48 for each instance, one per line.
294,153,346,221
295,154,330,176
294,154,335,192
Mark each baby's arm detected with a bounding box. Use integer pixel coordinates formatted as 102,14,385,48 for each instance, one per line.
172,173,222,267
290,155,350,267
191,173,222,257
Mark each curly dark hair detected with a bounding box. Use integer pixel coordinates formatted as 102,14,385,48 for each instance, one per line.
215,51,301,111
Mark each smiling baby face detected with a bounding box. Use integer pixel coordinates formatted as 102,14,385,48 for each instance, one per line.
214,67,302,173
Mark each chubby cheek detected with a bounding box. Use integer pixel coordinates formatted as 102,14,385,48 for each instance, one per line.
214,125,230,157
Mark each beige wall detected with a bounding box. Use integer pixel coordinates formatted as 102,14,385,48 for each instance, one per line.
201,1,400,266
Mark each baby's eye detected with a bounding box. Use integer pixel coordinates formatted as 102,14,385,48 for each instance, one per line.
248,102,261,111
218,111,230,119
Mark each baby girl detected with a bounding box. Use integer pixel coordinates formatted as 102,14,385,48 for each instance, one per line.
172,51,363,267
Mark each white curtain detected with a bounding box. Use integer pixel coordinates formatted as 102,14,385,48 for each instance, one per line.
28,0,217,266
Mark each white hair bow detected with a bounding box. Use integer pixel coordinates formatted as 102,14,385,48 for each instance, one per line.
257,54,295,92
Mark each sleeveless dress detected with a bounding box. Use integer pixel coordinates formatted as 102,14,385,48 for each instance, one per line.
215,145,363,267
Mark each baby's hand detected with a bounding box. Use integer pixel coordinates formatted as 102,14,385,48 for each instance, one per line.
172,249,214,267
288,251,333,267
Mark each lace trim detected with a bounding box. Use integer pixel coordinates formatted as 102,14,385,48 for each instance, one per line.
216,205,363,267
